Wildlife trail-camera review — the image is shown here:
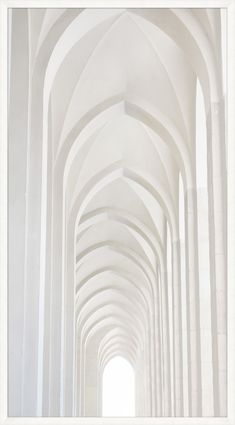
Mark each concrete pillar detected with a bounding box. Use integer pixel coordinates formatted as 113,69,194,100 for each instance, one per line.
48,179,63,416
161,269,172,416
207,100,227,416
21,39,46,419
8,9,29,416
62,215,76,416
166,222,175,415
179,175,189,416
153,273,162,416
150,307,157,415
158,271,165,415
197,187,214,415
185,188,202,416
171,240,183,416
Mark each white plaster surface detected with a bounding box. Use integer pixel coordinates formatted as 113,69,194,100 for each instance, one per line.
7,6,227,418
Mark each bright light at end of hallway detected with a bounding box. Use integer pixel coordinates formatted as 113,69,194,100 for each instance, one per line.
102,356,135,417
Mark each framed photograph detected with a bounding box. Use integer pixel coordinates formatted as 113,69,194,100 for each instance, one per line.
1,1,235,424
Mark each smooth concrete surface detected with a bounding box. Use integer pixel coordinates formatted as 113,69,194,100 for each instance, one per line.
8,8,227,417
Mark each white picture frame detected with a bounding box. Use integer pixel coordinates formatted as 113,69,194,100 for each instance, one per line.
0,0,235,424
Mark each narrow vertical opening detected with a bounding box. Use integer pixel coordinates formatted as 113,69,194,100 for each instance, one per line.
102,356,135,417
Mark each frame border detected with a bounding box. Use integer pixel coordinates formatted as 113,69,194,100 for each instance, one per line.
1,1,235,424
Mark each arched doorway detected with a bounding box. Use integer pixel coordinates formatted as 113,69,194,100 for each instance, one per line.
102,356,135,417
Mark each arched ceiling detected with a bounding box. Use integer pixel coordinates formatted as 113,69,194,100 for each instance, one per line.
25,7,223,413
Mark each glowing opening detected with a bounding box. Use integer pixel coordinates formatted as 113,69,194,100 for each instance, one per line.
102,356,135,417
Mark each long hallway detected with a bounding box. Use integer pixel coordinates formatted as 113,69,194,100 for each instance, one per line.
8,8,227,417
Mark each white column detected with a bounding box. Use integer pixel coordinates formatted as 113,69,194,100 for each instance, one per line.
62,214,76,416
163,270,172,416
166,222,174,415
48,178,63,416
41,109,53,415
185,188,202,416
172,240,184,416
150,306,157,415
8,9,29,415
197,187,214,415
22,46,46,419
196,80,213,415
159,267,172,416
179,175,189,416
207,100,227,416
153,271,162,416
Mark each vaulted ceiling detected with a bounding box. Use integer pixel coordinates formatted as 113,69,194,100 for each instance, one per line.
8,7,226,418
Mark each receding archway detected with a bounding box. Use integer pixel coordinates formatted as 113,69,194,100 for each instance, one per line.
102,356,135,417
